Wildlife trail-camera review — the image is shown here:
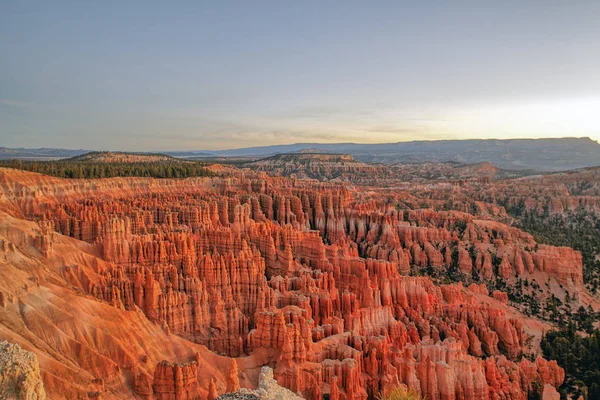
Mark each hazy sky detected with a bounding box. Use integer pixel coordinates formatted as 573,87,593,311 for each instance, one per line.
1,1,599,151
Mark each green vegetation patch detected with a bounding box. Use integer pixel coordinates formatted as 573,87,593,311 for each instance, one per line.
0,158,215,179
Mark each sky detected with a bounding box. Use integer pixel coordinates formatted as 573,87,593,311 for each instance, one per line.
1,1,599,151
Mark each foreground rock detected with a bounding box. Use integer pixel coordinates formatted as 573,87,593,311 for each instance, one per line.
0,341,46,400
217,394,260,400
220,367,302,400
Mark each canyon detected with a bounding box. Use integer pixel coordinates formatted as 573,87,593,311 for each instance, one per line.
0,156,597,399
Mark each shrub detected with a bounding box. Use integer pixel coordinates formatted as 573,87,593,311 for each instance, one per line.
378,386,424,400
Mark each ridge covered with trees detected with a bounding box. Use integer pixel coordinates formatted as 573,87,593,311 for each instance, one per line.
0,152,215,179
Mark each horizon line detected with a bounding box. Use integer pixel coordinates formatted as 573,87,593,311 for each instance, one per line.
2,136,597,154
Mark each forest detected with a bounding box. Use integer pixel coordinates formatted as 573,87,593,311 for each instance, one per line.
542,323,600,400
0,159,215,179
509,208,600,400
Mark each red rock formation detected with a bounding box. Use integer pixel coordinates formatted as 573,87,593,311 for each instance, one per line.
0,167,584,399
207,379,218,400
227,360,240,393
152,361,200,400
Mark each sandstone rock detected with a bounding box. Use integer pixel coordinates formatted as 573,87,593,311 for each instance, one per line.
152,360,200,400
234,367,303,400
227,360,241,393
0,341,46,400
0,168,578,400
542,383,560,400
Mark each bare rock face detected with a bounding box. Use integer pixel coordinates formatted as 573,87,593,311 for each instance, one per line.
231,367,303,400
152,360,200,400
542,383,560,400
0,341,46,400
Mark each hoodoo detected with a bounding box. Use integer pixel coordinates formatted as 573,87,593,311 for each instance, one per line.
1,163,593,398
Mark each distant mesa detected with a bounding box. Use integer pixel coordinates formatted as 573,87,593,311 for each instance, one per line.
295,147,340,154
255,152,357,163
66,151,179,163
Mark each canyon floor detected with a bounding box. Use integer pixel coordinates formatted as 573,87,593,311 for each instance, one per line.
0,154,598,399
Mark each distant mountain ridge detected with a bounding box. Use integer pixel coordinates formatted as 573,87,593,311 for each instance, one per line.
192,137,600,171
0,147,87,160
2,137,599,171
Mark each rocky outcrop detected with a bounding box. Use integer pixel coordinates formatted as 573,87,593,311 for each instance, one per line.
217,394,259,400
0,341,46,400
152,360,200,400
229,367,303,400
542,384,560,400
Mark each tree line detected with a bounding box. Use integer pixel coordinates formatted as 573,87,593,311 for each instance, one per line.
0,159,215,179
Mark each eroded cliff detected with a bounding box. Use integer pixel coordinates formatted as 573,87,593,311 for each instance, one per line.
0,167,584,399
